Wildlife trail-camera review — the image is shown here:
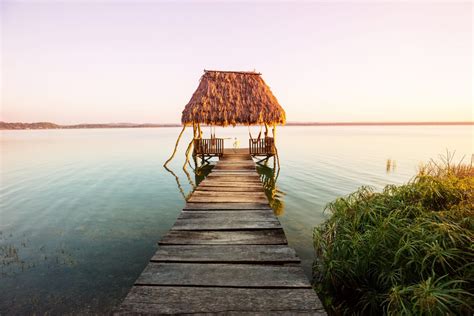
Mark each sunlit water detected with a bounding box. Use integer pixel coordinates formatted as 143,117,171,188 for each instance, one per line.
0,126,472,313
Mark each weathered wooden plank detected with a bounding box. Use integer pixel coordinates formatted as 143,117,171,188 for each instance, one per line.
150,245,300,263
159,229,287,245
207,174,261,180
214,166,256,168
215,162,255,165
116,286,325,315
220,160,253,162
213,165,256,169
206,171,254,175
187,195,268,203
204,174,261,179
211,171,258,175
220,159,253,162
214,166,254,169
217,159,254,163
184,202,271,210
213,169,256,173
199,181,263,187
195,186,264,192
135,263,311,288
220,156,252,159
221,151,250,154
215,163,255,167
192,190,265,195
191,191,267,198
178,210,275,220
212,167,254,170
210,173,259,178
221,153,252,157
172,219,281,230
201,179,262,185
223,148,249,154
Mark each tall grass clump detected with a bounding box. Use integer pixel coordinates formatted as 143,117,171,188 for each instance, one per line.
313,154,473,315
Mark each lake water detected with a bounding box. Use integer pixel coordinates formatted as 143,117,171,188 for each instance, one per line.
0,126,472,313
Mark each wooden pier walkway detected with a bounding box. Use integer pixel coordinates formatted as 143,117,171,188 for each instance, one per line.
116,149,325,315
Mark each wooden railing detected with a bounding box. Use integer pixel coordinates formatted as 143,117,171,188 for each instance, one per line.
249,137,276,155
194,138,224,155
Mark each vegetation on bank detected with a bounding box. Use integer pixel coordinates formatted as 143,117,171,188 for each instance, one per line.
0,122,181,130
313,155,473,315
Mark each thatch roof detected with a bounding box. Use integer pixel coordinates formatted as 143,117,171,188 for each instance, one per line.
181,70,286,127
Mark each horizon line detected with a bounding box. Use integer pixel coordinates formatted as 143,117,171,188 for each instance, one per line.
1,120,473,127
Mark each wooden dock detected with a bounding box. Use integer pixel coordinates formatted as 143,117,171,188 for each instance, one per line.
116,149,325,315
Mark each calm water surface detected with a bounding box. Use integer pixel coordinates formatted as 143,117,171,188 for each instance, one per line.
0,126,472,313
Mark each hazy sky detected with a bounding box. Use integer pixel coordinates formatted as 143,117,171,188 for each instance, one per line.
1,1,472,124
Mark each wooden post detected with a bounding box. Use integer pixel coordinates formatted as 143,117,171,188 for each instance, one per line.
183,122,198,170
192,122,197,157
183,138,194,170
273,124,280,169
192,154,198,170
163,125,186,168
197,123,202,139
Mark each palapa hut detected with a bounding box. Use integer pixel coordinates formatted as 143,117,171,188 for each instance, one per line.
164,70,285,167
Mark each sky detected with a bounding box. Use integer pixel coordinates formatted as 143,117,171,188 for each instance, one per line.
1,1,472,124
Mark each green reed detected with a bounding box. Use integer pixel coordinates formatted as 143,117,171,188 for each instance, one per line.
313,155,473,315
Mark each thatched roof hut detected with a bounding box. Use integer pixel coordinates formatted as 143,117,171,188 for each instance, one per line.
181,70,286,127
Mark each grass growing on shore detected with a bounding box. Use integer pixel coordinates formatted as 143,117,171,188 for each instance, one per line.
313,155,473,315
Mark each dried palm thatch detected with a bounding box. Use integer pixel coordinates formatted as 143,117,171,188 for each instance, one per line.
181,70,286,127
164,70,284,168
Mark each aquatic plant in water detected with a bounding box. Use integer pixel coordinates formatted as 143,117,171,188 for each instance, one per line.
313,154,473,315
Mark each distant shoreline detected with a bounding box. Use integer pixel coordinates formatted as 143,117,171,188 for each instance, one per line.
287,121,473,126
1,121,472,130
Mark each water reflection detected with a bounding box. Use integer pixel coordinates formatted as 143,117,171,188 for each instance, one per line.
164,156,284,214
386,158,397,173
163,160,215,200
163,165,188,199
255,161,285,216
